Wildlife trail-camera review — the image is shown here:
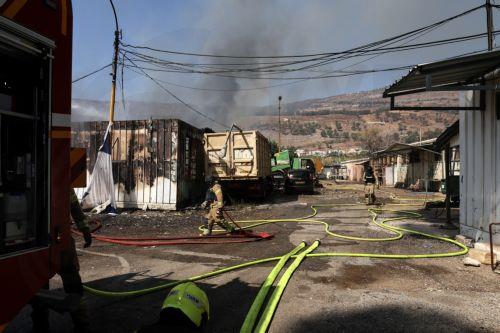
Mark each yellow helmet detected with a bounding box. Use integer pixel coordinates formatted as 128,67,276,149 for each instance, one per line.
160,282,209,328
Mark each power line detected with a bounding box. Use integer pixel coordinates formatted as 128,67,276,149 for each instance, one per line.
72,63,111,83
123,47,493,94
123,53,230,129
121,30,498,79
121,3,485,60
125,65,412,92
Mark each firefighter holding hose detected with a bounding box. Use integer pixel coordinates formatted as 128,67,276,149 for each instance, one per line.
201,178,235,236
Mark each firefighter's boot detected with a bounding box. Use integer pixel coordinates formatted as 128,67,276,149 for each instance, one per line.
202,225,212,236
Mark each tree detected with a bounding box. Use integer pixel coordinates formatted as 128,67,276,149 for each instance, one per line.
359,128,385,153
269,140,282,155
335,121,342,131
404,130,419,143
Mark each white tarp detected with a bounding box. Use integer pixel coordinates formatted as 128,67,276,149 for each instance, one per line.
81,122,116,212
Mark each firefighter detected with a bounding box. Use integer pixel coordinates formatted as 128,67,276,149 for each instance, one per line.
200,179,234,236
31,189,92,333
363,162,379,205
138,282,209,332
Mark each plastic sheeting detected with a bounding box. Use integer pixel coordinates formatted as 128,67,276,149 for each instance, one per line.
81,122,116,211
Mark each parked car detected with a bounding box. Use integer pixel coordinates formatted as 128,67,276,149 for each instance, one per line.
285,169,314,193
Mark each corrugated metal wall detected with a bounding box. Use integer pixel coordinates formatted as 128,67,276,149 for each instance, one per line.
460,88,500,244
72,119,205,210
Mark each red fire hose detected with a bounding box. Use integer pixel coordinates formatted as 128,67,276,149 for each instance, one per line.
72,220,273,246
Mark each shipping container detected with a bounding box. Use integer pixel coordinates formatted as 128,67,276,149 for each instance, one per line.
204,130,272,197
72,119,206,210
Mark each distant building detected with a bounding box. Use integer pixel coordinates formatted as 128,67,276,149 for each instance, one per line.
371,139,443,190
340,158,369,182
295,149,307,157
383,49,500,247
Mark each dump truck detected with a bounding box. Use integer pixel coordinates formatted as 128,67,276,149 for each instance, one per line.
271,151,324,190
204,129,272,197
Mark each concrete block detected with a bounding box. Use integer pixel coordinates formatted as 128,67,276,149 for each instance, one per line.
467,248,497,265
455,234,474,248
463,257,481,267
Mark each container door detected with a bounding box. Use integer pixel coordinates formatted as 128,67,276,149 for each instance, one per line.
206,133,231,177
232,132,254,177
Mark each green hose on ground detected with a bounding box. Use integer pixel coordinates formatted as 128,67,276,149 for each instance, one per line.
240,242,306,333
254,241,320,333
83,207,467,299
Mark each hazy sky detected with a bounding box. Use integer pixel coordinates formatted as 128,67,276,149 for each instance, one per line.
72,0,498,110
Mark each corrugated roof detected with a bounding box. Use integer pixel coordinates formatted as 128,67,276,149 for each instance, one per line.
374,138,438,156
340,157,369,165
383,50,500,97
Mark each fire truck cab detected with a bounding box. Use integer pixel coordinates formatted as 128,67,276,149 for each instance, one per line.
0,0,73,328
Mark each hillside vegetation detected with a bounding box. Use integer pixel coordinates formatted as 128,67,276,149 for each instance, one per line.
245,88,458,151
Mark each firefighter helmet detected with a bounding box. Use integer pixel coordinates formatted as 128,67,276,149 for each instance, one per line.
160,282,209,328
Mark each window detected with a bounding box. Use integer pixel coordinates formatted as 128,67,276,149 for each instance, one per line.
0,34,50,255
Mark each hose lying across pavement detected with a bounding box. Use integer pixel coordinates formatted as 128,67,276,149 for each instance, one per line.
82,204,468,332
83,205,468,297
253,241,320,333
240,243,306,333
73,221,273,246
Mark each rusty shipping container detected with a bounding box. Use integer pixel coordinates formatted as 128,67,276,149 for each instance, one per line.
72,119,206,210
204,130,272,197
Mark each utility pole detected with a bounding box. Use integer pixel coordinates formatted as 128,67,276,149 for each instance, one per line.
108,0,120,123
486,0,493,51
278,96,282,152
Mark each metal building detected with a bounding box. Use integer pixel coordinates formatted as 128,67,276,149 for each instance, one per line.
340,158,368,182
371,139,443,190
383,49,500,245
72,119,206,210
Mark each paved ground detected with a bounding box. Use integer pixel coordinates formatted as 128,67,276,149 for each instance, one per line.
7,181,500,332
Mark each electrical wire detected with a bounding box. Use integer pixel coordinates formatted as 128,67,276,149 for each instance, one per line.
121,30,500,80
72,63,111,83
120,3,485,60
122,53,230,129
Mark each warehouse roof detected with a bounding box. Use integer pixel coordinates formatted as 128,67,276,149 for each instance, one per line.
374,138,437,156
383,49,500,97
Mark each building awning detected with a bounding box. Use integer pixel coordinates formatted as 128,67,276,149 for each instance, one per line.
374,138,437,157
435,120,459,150
383,50,500,98
340,157,369,165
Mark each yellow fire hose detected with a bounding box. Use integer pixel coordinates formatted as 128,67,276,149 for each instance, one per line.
240,242,306,333
253,241,320,333
82,197,467,331
84,206,467,297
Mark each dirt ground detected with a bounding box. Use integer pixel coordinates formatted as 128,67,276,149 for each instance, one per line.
7,181,500,333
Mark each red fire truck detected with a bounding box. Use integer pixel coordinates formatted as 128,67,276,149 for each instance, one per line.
0,0,73,329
